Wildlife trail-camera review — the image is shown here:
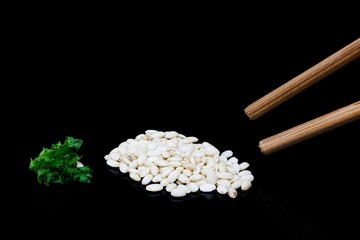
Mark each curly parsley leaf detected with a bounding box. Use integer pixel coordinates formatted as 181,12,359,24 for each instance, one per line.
29,136,92,186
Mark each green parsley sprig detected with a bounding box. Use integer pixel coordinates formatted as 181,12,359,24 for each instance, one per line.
29,136,92,186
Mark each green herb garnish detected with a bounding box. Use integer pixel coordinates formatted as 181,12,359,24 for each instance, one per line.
29,136,92,186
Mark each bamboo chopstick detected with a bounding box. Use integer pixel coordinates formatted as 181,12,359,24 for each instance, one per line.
259,101,360,155
245,38,360,120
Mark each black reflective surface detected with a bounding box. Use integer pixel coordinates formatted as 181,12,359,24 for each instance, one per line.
6,24,359,239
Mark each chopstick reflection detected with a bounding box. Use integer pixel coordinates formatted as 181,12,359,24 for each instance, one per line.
251,188,327,239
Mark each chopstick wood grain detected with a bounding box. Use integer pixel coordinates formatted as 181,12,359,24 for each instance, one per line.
245,38,360,120
259,101,360,155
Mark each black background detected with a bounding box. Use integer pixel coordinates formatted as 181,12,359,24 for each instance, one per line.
5,13,359,239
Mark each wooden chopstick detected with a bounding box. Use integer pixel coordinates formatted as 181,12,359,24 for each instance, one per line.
259,101,360,155
245,38,360,120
